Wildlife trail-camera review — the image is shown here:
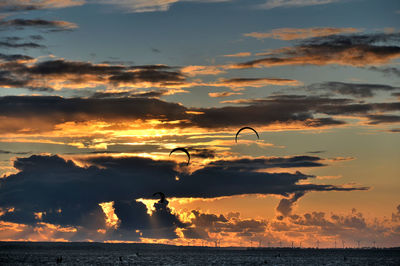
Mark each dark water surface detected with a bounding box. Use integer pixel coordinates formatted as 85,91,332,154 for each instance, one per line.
0,242,399,265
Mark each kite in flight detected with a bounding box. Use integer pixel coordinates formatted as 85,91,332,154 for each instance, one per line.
153,192,166,203
169,147,190,165
235,127,259,143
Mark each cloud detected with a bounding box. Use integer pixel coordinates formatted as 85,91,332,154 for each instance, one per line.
285,208,400,246
0,52,33,62
189,148,216,159
244,27,361,40
0,55,302,92
0,19,78,31
369,66,400,77
206,156,326,170
182,210,267,240
0,154,366,228
388,128,400,133
2,94,399,135
0,38,45,49
0,149,30,155
217,94,400,121
180,65,225,76
89,90,169,99
223,52,252,57
233,33,400,68
0,155,187,240
0,0,84,12
208,91,243,98
212,78,301,88
0,58,187,91
93,0,231,13
276,192,305,217
259,0,341,9
366,114,400,125
309,82,400,98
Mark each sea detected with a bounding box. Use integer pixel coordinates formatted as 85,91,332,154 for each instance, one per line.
0,242,399,265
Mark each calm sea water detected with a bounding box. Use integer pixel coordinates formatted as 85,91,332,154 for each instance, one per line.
0,242,399,265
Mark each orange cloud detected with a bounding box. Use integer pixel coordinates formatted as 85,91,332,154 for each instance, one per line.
208,91,243,98
180,65,225,76
223,52,252,57
244,27,361,40
211,77,302,88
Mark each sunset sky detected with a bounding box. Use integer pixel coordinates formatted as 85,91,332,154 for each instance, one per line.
0,0,399,248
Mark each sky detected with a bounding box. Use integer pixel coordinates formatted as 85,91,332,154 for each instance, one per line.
0,0,399,248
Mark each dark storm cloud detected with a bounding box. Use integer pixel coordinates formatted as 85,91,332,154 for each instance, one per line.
309,82,400,98
1,94,399,134
0,19,78,31
0,95,186,123
27,59,125,75
0,155,185,239
112,200,185,239
89,90,168,99
0,155,367,228
192,96,349,129
218,95,400,124
233,33,400,68
207,156,325,170
0,58,184,91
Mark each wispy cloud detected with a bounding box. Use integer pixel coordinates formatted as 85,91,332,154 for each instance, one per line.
0,0,84,12
93,0,231,13
0,19,78,31
244,27,361,40
259,0,341,10
223,52,252,57
208,91,243,98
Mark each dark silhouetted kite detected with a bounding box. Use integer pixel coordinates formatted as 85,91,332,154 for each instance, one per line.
235,127,259,143
153,192,166,203
169,147,190,165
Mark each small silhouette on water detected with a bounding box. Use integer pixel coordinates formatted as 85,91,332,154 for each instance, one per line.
119,256,122,262
235,126,259,143
56,256,62,264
